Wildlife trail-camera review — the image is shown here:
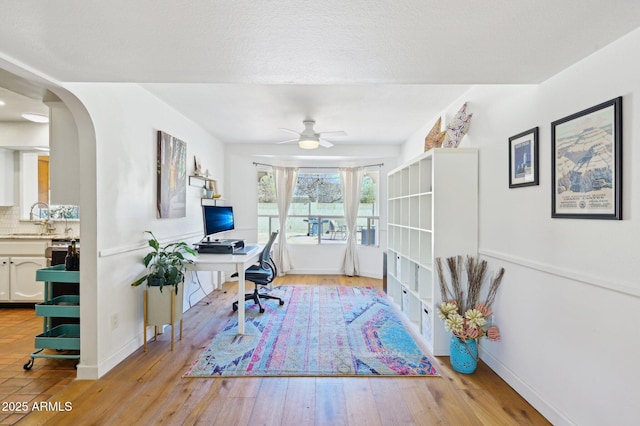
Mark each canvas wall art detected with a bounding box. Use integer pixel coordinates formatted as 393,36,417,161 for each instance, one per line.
157,130,187,218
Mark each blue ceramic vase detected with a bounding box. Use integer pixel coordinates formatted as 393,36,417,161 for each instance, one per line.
450,336,478,374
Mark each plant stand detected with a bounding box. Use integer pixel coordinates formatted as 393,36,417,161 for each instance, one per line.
144,284,183,351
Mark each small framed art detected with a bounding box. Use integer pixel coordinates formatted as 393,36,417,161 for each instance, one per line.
509,127,539,188
551,96,622,219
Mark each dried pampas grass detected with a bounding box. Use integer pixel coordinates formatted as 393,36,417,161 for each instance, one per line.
436,255,505,312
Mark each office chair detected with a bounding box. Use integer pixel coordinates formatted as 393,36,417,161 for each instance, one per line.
231,231,284,313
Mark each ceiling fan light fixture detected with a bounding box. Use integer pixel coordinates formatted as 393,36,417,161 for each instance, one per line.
298,138,319,149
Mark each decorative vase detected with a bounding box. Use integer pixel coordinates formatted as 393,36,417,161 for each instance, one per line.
450,336,478,374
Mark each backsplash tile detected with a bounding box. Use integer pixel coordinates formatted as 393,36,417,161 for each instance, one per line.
0,206,80,237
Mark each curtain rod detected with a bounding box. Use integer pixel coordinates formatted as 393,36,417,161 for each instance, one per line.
252,161,383,169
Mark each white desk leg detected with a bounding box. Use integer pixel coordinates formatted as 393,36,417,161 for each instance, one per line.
237,265,245,334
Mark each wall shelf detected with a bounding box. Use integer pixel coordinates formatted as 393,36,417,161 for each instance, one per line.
188,175,216,188
201,198,226,206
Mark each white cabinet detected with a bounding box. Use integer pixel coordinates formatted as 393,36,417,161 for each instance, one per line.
0,258,10,301
0,148,15,206
10,257,48,301
0,239,51,302
0,257,48,302
387,148,478,356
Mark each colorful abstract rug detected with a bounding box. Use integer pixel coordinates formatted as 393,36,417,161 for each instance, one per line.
184,286,438,377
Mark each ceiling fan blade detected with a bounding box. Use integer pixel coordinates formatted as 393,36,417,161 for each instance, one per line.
318,138,334,148
318,130,347,137
278,128,301,135
276,138,299,144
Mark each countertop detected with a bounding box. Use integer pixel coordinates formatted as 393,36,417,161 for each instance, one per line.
0,234,80,241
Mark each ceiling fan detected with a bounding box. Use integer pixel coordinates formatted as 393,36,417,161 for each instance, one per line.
277,120,347,149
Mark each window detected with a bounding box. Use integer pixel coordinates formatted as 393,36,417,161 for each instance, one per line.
20,152,80,220
257,170,379,245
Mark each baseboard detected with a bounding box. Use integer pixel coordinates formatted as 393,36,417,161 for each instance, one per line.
480,349,572,425
284,269,382,279
75,364,99,380
76,332,148,380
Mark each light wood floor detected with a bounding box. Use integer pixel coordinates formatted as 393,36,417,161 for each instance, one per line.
0,306,77,426
17,275,549,425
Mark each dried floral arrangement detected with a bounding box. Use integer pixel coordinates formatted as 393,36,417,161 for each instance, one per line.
436,255,505,341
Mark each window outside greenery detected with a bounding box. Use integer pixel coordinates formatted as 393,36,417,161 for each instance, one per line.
30,205,80,220
257,170,379,245
50,205,80,219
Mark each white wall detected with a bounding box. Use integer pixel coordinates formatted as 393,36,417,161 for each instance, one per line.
401,28,640,426
48,100,80,205
224,143,399,278
61,83,224,378
18,152,39,218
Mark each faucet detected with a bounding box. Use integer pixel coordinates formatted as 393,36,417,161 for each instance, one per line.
29,201,49,221
29,201,56,234
63,217,73,235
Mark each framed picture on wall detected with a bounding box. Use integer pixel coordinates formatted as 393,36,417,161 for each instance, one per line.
551,96,622,219
157,130,187,218
509,127,539,188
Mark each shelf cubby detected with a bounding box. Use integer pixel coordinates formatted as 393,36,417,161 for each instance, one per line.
386,148,478,356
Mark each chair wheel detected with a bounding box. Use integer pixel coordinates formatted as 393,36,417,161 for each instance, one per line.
279,300,285,305
260,307,265,313
232,303,238,312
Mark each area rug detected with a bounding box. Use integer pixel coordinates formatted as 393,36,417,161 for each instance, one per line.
184,285,438,377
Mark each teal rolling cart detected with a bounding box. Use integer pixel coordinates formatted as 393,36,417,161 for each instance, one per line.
24,265,80,370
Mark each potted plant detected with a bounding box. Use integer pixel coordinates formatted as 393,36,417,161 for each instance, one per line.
131,231,196,293
131,231,196,350
436,255,505,374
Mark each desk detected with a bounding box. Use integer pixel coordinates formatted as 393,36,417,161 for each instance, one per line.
188,244,262,334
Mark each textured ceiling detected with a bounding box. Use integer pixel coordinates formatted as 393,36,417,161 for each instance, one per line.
140,83,471,145
1,1,639,146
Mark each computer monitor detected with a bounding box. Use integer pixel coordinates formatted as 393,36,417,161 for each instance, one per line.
202,205,235,237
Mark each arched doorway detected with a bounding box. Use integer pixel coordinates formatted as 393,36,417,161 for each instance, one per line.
0,61,99,379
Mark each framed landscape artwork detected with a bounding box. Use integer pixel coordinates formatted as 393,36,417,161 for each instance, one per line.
157,130,187,218
551,97,622,219
509,127,539,188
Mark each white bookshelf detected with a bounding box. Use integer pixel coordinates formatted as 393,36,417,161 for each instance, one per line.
387,148,478,355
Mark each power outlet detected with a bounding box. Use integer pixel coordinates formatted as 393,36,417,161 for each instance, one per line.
110,313,119,330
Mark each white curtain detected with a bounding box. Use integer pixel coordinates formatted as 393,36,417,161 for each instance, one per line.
340,167,364,276
273,166,298,275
